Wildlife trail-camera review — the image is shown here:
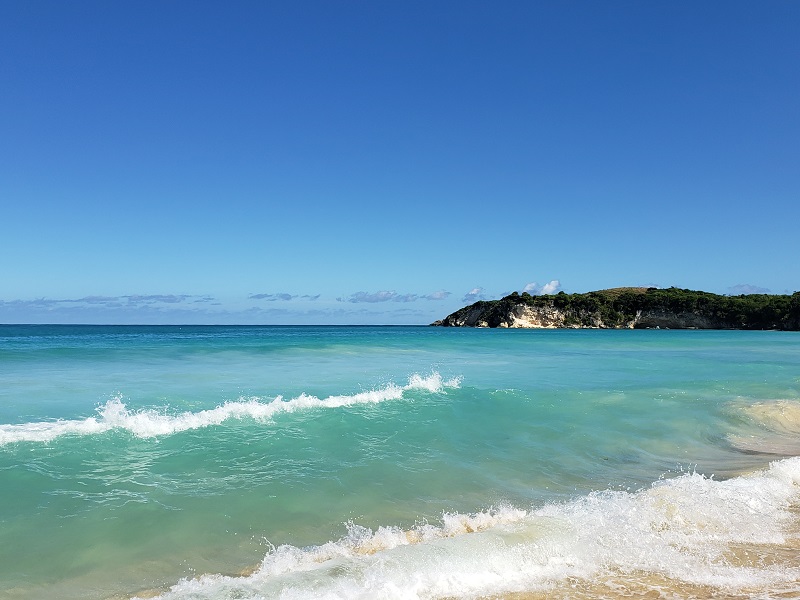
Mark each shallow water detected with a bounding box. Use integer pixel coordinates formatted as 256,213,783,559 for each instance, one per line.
1,326,798,599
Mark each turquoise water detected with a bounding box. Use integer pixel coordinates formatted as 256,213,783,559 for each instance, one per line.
1,326,799,599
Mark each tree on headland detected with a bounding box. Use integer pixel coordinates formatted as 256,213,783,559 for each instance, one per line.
433,287,800,330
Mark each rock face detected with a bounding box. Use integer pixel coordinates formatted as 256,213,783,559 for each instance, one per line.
632,310,724,330
432,288,800,330
501,304,572,328
435,302,615,328
431,302,493,327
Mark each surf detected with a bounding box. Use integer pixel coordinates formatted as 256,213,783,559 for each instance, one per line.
0,372,461,445
729,399,800,456
3,326,799,600
135,456,800,599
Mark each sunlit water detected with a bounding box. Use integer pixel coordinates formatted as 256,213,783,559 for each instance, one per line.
1,325,799,599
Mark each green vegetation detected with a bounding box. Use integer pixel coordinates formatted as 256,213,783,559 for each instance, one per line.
436,287,800,330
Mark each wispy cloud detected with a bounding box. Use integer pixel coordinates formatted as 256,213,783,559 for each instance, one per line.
127,294,199,304
0,294,212,309
250,293,296,301
337,290,452,303
0,294,222,325
340,291,398,303
0,292,444,325
729,284,771,295
424,290,451,301
462,287,486,303
339,291,416,303
240,304,435,325
522,280,561,295
249,293,321,301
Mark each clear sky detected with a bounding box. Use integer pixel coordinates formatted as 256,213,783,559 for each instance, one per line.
1,1,798,324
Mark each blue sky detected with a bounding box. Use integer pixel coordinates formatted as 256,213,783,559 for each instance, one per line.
1,1,798,324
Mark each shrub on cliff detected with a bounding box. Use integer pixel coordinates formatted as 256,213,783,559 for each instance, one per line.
437,287,799,330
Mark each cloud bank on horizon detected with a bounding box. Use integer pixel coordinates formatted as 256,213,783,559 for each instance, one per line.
1,279,793,324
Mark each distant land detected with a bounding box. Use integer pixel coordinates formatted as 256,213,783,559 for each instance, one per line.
432,287,800,330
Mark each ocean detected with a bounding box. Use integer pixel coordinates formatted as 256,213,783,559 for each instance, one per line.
1,325,799,599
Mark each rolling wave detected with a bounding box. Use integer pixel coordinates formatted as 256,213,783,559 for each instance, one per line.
0,372,460,446
729,399,800,456
136,456,800,599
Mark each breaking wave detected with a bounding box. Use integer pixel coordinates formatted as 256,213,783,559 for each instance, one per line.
729,399,800,456
136,456,800,599
0,372,460,446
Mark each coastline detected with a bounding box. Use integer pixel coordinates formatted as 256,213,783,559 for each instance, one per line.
433,288,800,330
123,454,800,600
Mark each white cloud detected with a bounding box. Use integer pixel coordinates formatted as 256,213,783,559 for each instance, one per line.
394,294,420,303
462,287,486,303
541,280,561,294
424,290,451,301
522,280,561,295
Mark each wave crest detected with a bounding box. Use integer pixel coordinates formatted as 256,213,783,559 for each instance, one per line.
729,399,800,456
136,457,800,599
0,372,460,445
139,458,800,600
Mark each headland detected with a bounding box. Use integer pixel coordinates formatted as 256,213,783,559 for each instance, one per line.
432,287,800,329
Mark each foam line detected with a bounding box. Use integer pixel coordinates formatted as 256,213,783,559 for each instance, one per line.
0,372,460,445
137,456,800,599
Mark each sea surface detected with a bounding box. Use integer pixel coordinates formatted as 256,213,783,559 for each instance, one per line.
1,325,799,600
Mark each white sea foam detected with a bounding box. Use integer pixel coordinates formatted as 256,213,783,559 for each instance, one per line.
137,456,800,600
0,372,460,446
